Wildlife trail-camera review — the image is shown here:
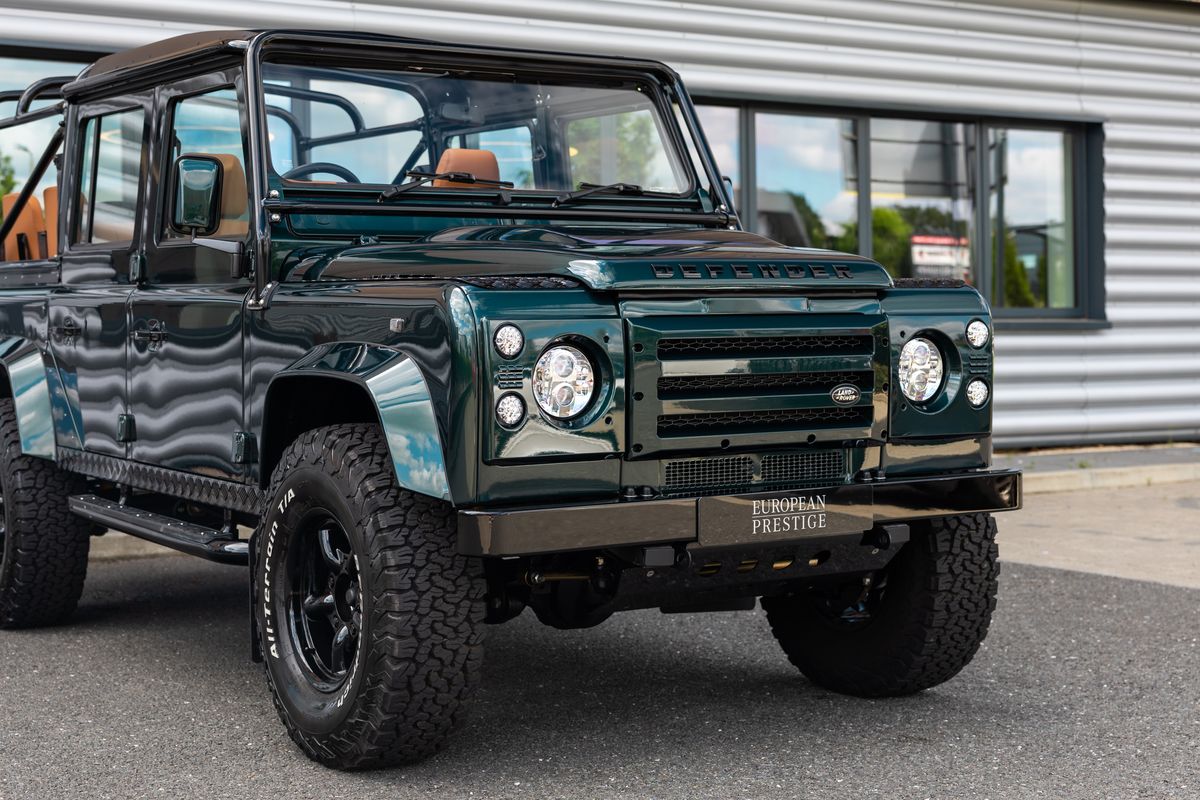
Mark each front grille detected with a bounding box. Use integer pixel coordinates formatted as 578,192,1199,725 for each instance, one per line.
627,314,883,457
662,450,847,496
657,334,872,359
658,370,872,398
657,406,870,437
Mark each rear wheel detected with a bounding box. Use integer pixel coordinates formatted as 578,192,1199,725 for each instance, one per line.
761,513,999,697
0,397,92,628
255,424,486,770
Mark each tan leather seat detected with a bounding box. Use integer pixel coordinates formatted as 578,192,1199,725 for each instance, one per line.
1,193,46,261
433,148,500,188
42,186,58,257
211,153,248,237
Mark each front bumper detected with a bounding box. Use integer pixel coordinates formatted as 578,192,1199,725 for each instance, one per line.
457,469,1021,556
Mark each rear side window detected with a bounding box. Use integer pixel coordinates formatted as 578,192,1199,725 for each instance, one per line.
76,108,145,245
0,112,62,261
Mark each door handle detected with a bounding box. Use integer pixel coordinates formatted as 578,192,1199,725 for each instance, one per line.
53,317,82,342
131,320,167,345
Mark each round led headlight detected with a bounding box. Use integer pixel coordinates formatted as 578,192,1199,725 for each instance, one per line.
897,336,945,403
495,392,526,428
493,324,524,359
966,379,990,408
533,345,595,420
966,319,990,349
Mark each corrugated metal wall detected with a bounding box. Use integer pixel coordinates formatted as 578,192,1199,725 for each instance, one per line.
2,0,1198,447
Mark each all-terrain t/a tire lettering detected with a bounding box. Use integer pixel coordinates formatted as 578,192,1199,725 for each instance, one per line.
254,424,486,769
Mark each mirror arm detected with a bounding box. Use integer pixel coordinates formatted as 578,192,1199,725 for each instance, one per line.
190,232,247,278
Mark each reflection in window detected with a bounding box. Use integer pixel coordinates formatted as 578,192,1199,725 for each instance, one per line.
694,105,740,207
754,113,857,250
990,129,1074,309
566,108,686,193
869,119,976,280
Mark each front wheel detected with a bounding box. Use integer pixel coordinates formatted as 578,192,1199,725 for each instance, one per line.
254,424,485,770
761,513,999,697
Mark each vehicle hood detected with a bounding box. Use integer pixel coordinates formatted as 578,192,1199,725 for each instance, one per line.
286,226,894,291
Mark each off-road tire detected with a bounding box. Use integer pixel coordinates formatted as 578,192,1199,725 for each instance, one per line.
762,513,999,697
0,398,91,628
254,424,486,770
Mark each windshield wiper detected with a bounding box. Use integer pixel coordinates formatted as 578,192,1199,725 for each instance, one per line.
379,170,514,201
554,182,645,207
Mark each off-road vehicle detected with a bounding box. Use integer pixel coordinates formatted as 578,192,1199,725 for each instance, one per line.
0,30,1020,769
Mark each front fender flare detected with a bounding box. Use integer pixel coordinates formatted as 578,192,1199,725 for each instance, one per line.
271,343,452,503
0,337,56,459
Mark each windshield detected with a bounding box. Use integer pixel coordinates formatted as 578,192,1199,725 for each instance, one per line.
261,61,693,196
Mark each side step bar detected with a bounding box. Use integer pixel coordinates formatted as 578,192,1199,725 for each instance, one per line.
69,494,249,565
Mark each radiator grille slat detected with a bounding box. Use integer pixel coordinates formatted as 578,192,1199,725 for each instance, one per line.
657,406,870,437
657,334,872,359
658,370,872,398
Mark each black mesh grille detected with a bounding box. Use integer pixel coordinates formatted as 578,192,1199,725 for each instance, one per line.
657,334,872,359
661,450,847,496
761,450,845,483
658,406,870,437
658,370,872,398
664,456,755,489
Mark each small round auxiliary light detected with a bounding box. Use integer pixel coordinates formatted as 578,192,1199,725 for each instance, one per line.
493,324,525,359
966,379,990,408
495,393,526,428
966,319,990,349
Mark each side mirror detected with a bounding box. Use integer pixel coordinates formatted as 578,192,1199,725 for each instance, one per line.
721,175,738,214
171,155,223,236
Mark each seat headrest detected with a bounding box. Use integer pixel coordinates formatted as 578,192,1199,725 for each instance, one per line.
433,148,500,188
1,193,46,261
211,153,248,217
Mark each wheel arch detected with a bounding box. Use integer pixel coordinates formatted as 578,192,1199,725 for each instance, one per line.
0,338,56,460
260,343,453,504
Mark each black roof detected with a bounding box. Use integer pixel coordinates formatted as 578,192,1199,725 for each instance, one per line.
61,29,681,100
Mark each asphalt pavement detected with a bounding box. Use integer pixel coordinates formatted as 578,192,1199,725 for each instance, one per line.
1,485,1198,799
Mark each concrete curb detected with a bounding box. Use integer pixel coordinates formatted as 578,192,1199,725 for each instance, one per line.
1019,463,1200,495
87,461,1198,562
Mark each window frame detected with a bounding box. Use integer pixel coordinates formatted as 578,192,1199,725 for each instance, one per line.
693,97,1107,328
68,100,149,252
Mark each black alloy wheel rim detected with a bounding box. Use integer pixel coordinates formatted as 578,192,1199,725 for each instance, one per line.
287,514,362,690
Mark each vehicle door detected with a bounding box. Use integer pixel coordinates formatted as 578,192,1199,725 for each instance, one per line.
49,95,150,457
127,72,252,479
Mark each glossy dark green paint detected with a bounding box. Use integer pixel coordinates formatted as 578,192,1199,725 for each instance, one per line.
0,29,1003,521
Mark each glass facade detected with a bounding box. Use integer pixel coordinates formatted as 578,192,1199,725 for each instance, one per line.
696,103,1084,317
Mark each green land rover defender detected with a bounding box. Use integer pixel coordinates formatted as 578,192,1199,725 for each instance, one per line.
0,30,1020,769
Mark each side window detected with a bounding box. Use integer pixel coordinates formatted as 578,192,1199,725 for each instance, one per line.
0,112,62,261
75,108,145,245
164,88,248,240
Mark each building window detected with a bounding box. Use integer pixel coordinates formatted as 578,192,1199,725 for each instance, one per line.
989,128,1075,310
755,112,858,251
869,119,976,283
695,100,1102,324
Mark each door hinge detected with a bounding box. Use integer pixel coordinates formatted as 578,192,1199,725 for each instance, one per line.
117,414,137,442
232,432,258,464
